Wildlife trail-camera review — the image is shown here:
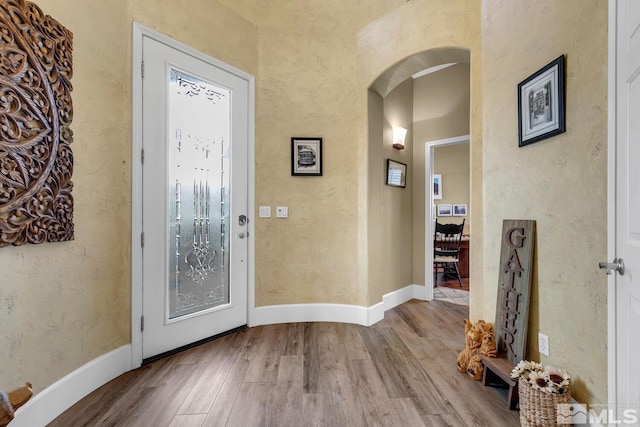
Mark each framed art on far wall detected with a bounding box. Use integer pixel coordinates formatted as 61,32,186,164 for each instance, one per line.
386,159,407,188
517,55,566,147
291,137,322,176
437,204,452,217
433,174,442,199
453,204,467,216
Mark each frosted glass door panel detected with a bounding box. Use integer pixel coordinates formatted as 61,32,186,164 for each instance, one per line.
168,69,230,319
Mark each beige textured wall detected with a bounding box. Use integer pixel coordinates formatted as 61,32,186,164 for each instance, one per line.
222,0,481,308
367,77,414,304
481,0,608,404
377,79,414,299
0,0,131,392
219,1,480,308
367,89,386,304
251,18,361,306
130,1,258,76
219,0,410,307
412,64,471,284
434,143,470,225
0,0,257,393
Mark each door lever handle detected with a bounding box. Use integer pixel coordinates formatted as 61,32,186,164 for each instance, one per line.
599,258,625,276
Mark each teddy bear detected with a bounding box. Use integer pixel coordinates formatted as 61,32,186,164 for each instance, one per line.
457,319,496,381
0,383,33,427
456,319,484,375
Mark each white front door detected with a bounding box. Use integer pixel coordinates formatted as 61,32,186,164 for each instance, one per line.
140,34,249,360
612,0,640,416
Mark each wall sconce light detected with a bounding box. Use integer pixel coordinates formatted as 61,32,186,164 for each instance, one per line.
393,127,407,150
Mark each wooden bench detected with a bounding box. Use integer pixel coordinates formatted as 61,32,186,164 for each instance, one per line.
480,355,518,410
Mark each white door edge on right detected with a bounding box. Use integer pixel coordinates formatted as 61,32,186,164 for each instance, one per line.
609,0,640,422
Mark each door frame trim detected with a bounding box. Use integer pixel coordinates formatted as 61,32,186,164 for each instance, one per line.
131,22,255,368
424,134,470,301
606,0,617,409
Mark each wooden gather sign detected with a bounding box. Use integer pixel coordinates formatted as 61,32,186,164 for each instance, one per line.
494,220,536,364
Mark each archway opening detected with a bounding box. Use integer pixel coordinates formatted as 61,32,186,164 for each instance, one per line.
366,47,472,306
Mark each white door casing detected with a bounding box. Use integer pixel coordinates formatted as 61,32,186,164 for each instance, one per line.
609,0,640,416
131,24,255,364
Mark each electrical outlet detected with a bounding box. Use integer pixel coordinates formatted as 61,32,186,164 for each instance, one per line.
538,332,550,356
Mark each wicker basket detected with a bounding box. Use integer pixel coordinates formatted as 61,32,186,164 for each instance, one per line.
519,378,571,426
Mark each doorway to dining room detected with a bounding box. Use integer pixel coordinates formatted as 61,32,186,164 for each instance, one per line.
425,137,470,305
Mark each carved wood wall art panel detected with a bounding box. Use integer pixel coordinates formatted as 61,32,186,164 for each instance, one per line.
0,0,74,247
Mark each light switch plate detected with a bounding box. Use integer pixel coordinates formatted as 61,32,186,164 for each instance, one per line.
259,206,271,218
276,206,288,218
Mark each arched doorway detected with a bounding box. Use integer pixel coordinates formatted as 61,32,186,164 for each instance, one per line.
366,47,472,305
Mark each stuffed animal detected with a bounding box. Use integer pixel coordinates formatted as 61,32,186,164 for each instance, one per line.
480,329,497,357
457,320,496,380
0,392,12,427
456,319,481,373
0,383,33,427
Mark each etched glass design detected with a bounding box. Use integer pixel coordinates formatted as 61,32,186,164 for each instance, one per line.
168,69,230,319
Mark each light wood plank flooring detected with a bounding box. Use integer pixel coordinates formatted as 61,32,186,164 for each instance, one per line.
49,299,520,426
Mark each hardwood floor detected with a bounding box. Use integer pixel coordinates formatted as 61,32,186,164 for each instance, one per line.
435,276,470,291
49,300,520,426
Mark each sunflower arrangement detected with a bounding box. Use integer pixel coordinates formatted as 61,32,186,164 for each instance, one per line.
510,360,571,395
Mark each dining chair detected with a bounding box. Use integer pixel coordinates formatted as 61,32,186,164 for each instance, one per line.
433,219,465,287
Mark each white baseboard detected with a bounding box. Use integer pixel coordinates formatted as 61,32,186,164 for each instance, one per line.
383,284,427,308
11,344,132,427
251,284,427,327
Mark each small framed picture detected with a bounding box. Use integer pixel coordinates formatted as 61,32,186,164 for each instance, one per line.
437,204,452,217
433,174,442,200
453,204,467,216
386,159,407,188
292,137,322,176
518,55,566,147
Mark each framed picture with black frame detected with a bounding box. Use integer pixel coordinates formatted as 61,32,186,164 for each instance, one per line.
386,159,407,188
291,137,322,176
517,55,566,147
